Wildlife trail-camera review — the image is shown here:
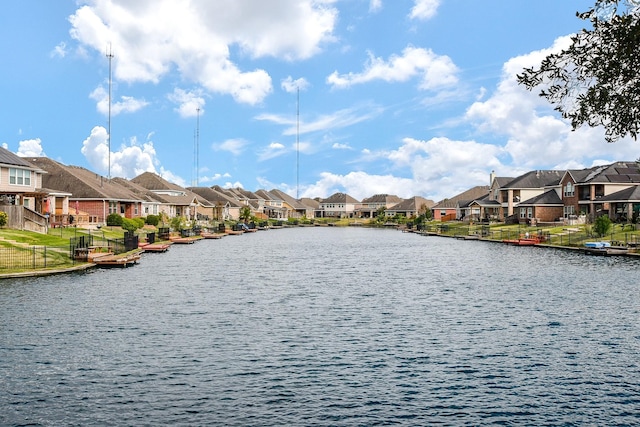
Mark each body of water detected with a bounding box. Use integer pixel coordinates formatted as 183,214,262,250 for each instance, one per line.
1,227,639,425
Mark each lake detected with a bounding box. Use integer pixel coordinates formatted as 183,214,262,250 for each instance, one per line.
1,227,639,425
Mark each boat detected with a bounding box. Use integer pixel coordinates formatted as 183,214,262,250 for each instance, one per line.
503,234,543,246
584,241,628,256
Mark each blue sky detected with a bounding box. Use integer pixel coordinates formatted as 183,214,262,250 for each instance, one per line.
2,0,637,202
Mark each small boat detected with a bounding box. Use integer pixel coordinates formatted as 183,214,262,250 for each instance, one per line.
584,241,611,249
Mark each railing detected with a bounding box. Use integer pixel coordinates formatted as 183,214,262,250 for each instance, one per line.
0,245,73,271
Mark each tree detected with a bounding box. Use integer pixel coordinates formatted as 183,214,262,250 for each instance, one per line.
239,206,252,223
517,0,640,142
593,214,612,236
0,211,7,228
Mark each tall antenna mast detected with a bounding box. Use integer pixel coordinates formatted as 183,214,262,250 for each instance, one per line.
296,86,300,199
106,44,114,179
196,107,200,187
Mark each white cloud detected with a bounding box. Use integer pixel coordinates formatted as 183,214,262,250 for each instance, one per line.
80,125,185,181
16,138,46,157
369,0,382,13
281,76,310,93
409,0,440,21
50,42,68,58
258,142,288,161
69,0,338,105
464,34,640,169
327,46,458,90
214,138,248,156
90,86,148,116
256,104,383,136
168,88,205,118
332,142,353,150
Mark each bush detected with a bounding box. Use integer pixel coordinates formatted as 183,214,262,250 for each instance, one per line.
0,211,7,227
106,213,123,226
133,217,145,229
121,218,138,233
145,214,160,226
593,215,612,237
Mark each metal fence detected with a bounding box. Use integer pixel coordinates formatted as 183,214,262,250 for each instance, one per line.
0,245,73,271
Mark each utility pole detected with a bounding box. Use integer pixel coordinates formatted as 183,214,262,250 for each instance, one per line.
106,44,114,179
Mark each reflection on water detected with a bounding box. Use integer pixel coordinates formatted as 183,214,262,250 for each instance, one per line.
1,227,639,425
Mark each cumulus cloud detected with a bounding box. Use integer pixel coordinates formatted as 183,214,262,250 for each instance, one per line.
80,125,183,181
465,35,639,169
168,88,205,118
16,138,46,157
409,0,440,20
369,0,382,13
327,46,458,90
50,42,68,58
90,86,148,116
68,0,338,105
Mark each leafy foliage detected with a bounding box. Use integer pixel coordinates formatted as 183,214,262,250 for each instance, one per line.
593,214,612,236
170,215,186,231
517,0,640,142
239,206,252,222
0,211,7,227
106,213,123,226
121,218,138,233
145,214,160,226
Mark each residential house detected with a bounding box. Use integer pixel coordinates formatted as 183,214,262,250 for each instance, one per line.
131,172,209,221
498,170,563,220
560,161,640,222
112,177,163,218
356,194,403,218
432,186,489,221
319,192,360,218
515,190,564,225
385,196,435,218
269,189,316,219
254,189,287,219
0,148,49,232
300,197,322,218
30,157,143,226
188,186,242,221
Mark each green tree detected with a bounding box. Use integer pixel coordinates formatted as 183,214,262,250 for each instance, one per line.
0,211,7,227
239,206,252,222
121,218,138,234
145,214,160,226
170,216,186,231
593,214,612,236
517,0,640,142
106,213,123,226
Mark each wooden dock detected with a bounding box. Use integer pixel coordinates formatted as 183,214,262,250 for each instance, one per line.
139,242,172,252
91,252,141,268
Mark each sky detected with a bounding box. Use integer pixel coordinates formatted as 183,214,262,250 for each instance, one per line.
2,0,639,202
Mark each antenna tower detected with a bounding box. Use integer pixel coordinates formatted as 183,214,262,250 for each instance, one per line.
296,86,300,199
106,44,114,179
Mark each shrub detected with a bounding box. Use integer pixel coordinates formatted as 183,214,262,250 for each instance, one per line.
106,213,123,226
145,214,160,226
593,214,612,237
121,218,138,233
133,217,145,229
0,211,7,227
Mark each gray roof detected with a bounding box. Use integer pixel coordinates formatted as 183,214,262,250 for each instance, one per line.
270,189,310,210
361,194,403,204
387,196,435,212
518,189,563,206
188,186,242,207
1,147,43,170
433,186,490,209
29,157,141,201
597,185,640,202
131,171,186,192
322,192,360,204
501,170,562,189
567,161,640,184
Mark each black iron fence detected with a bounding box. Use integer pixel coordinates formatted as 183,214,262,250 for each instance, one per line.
0,246,73,271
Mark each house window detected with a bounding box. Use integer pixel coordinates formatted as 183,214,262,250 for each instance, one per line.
9,168,31,186
520,208,526,218
109,201,117,214
527,207,533,218
564,182,574,197
563,205,575,218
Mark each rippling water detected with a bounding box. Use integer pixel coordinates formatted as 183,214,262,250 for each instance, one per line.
1,227,639,425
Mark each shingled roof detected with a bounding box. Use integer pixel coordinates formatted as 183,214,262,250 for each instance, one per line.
567,161,640,184
501,170,562,189
1,147,44,171
187,186,243,207
130,171,186,192
433,186,490,209
28,157,141,200
321,192,360,204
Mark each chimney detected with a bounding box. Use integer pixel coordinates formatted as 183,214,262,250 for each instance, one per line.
489,170,496,187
